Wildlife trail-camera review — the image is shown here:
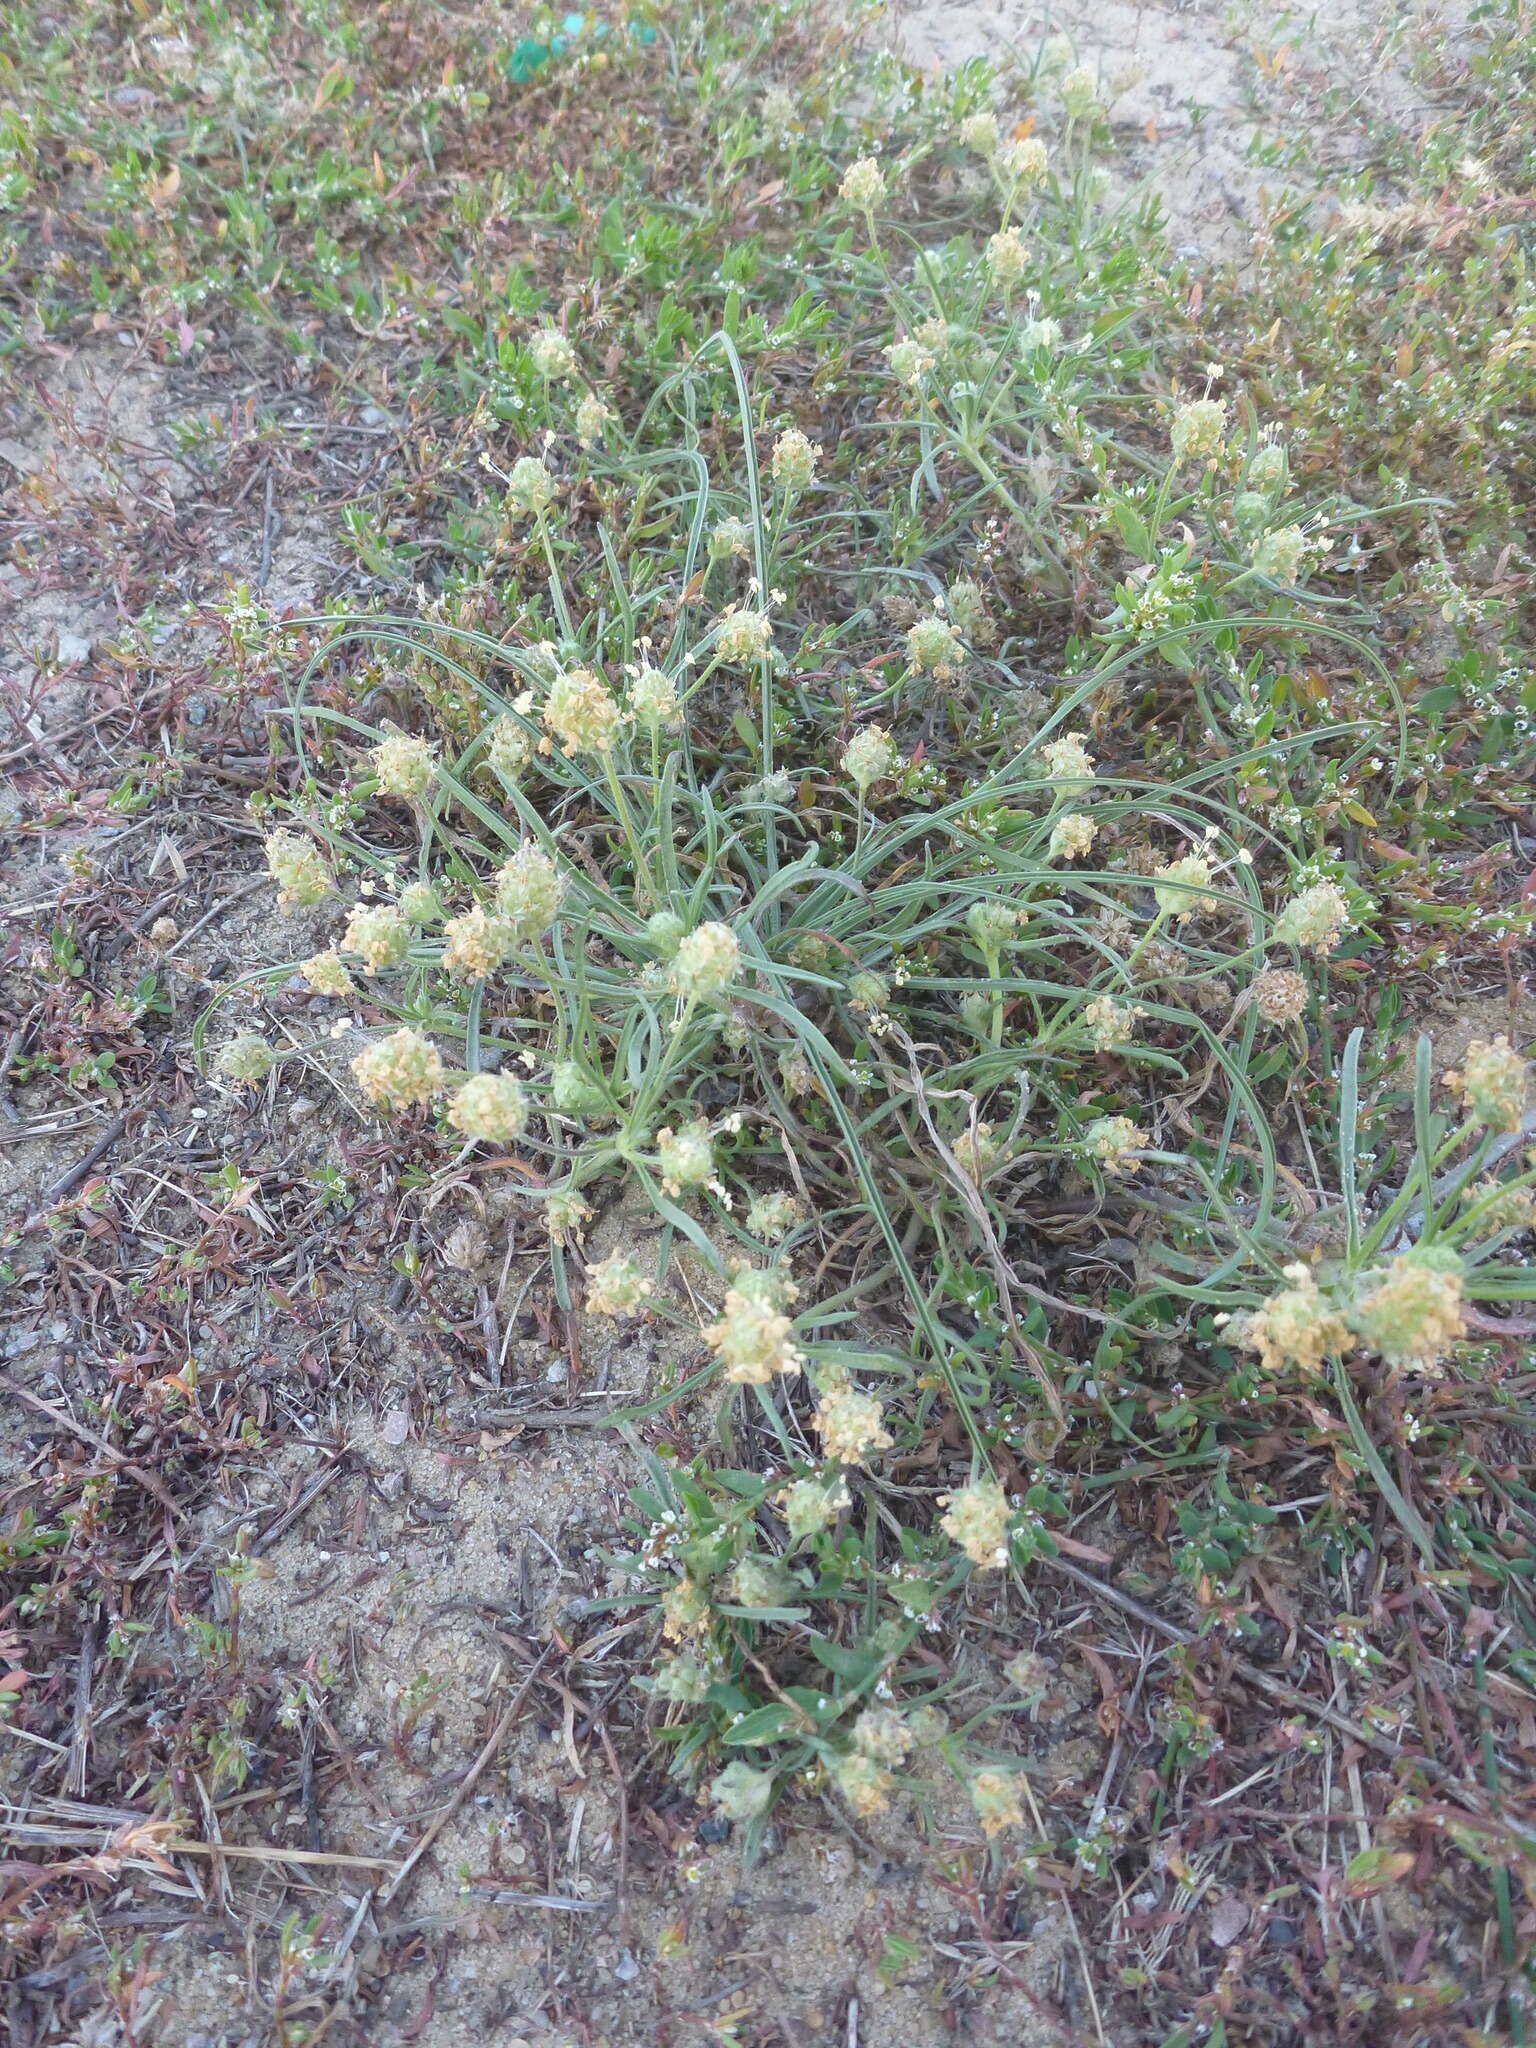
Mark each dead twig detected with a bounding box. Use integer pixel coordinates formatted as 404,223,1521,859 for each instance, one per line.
36,1110,132,1207
0,1372,182,1518
377,1640,556,1909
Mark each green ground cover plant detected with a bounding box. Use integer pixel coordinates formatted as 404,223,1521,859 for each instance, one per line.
3,1,1535,2041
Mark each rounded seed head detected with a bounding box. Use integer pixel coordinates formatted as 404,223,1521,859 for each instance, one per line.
997,134,1048,184
770,427,821,493
884,337,937,387
1447,1036,1530,1133
574,391,613,447
905,613,963,676
1252,523,1307,583
352,1028,445,1110
714,608,774,664
670,921,740,1000
1350,1246,1466,1372
630,665,680,728
938,1478,1011,1567
494,843,565,943
527,328,578,380
1082,1115,1147,1174
218,1032,275,1085
505,453,556,515
1248,439,1288,494
1239,1264,1350,1376
971,1769,1025,1836
1038,732,1096,788
544,667,623,754
397,881,441,927
843,723,899,793
711,1760,775,1822
369,732,435,799
813,1386,892,1466
441,905,512,980
656,1120,715,1194
585,1252,654,1317
447,1071,529,1144
301,949,354,998
959,109,999,156
830,1750,893,1818
1047,812,1097,862
839,156,887,209
342,903,412,974
984,224,1029,288
1152,854,1214,921
779,1474,849,1539
745,1189,800,1242
1170,397,1227,465
1272,880,1350,956
709,514,753,560
1059,63,1099,117
265,830,330,909
1252,967,1308,1025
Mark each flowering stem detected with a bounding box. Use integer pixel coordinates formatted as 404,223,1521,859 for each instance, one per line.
622,996,699,1141
601,751,658,909
533,507,576,641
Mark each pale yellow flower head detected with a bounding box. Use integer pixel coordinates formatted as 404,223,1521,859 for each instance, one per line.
669,921,740,1000
1446,1036,1529,1133
906,613,963,677
705,1275,803,1385
830,1750,893,1817
301,949,354,998
441,905,512,980
352,1029,445,1110
447,1071,529,1144
1272,880,1350,955
997,134,1048,184
715,607,774,664
1083,1114,1147,1174
959,109,999,156
770,427,821,492
494,843,565,943
971,1769,1024,1837
843,723,899,793
505,453,556,515
1048,812,1096,862
630,665,680,728
939,1478,1011,1567
813,1385,892,1465
370,731,436,800
585,1252,654,1317
1170,397,1227,465
1351,1247,1466,1373
528,327,578,379
544,666,622,754
574,391,612,448
656,1120,715,1194
342,902,411,974
839,156,887,210
265,830,330,910
1240,1264,1349,1376
1038,732,1095,789
218,1033,275,1085
1152,854,1213,921
984,224,1029,290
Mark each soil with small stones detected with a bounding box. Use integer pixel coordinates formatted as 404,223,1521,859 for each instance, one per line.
0,7,1522,2047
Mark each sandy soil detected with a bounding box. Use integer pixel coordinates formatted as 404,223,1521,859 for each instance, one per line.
898,0,1471,262
0,5,1503,2044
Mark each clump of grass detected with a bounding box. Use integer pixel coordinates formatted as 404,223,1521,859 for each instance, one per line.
206,275,1534,1842
9,2,1536,2035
